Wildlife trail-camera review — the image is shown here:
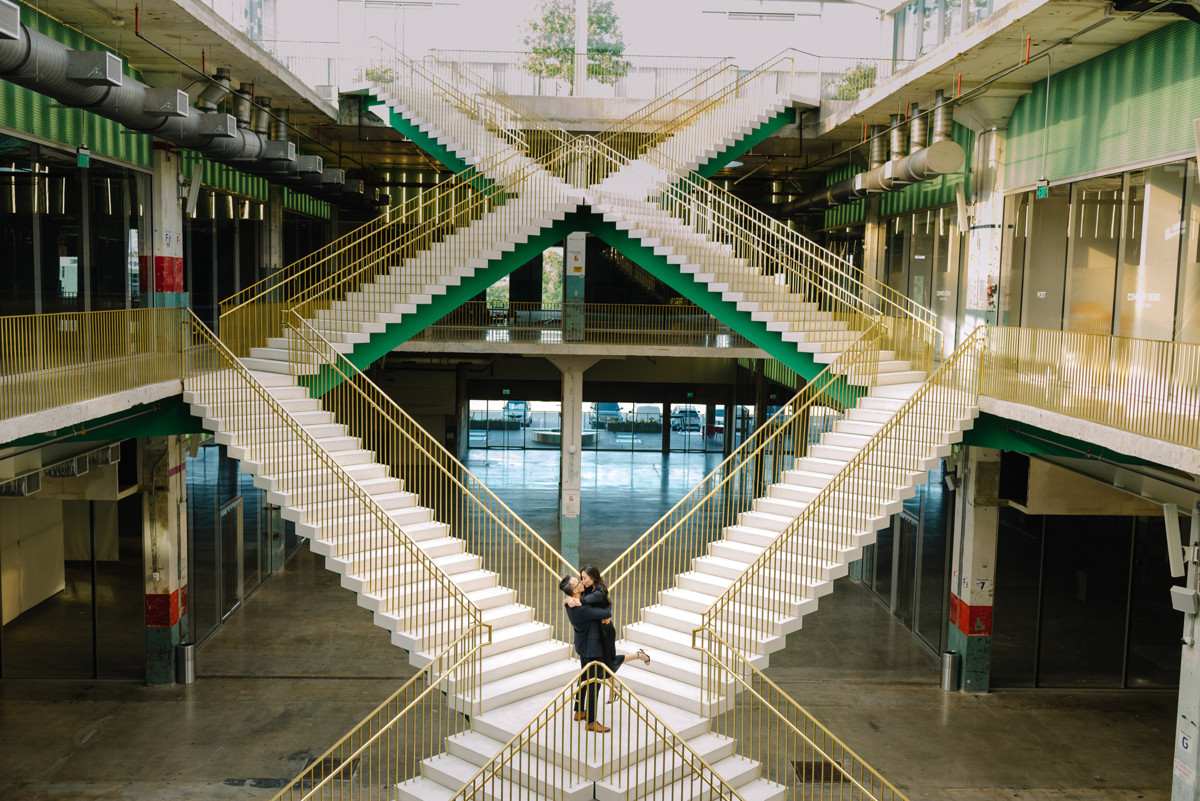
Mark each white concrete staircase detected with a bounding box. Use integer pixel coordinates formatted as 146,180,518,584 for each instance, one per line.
597,91,811,191
240,188,580,369
587,188,918,375
183,368,587,717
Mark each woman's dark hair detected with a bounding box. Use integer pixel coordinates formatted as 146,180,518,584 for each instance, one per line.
581,565,607,595
558,574,576,595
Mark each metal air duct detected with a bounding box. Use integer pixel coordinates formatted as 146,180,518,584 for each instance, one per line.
868,125,887,170
909,105,926,155
932,90,953,143
0,0,356,201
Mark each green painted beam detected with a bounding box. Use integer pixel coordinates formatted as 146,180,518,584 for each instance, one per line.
581,212,843,387
696,106,797,179
2,396,202,450
962,411,1157,467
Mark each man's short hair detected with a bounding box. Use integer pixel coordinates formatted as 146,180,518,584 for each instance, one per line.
559,575,576,595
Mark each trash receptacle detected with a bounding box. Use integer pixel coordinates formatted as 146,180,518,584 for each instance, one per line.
176,643,196,685
940,650,959,692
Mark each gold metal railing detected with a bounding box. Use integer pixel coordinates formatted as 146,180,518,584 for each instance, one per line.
410,301,753,349
584,138,940,373
429,49,732,100
269,624,489,801
593,49,808,170
701,327,987,654
981,326,1200,450
454,663,747,800
286,140,581,347
695,627,910,801
366,37,571,164
592,56,739,163
0,308,185,421
220,138,580,358
285,312,576,639
605,327,885,631
182,310,483,654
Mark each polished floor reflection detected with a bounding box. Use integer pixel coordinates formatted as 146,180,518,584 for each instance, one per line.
0,450,1176,800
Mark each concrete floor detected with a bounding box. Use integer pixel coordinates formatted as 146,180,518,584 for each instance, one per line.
0,449,1176,800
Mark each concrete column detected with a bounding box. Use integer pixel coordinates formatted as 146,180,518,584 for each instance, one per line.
955,95,1019,338
547,355,600,567
564,232,586,341
572,0,587,97
1172,508,1200,800
948,446,1000,692
262,185,285,281
142,436,189,684
862,195,885,286
963,127,1006,335
143,145,186,308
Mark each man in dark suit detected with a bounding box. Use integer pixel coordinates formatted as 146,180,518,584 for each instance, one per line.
559,574,611,733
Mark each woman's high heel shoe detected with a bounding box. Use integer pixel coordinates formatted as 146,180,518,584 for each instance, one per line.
637,649,651,664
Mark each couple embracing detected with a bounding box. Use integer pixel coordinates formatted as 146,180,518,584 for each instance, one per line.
558,565,651,733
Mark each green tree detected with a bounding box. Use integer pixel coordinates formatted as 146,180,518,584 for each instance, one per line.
542,247,563,305
522,0,629,92
824,62,879,102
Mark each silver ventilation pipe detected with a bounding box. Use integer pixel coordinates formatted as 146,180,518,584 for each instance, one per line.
252,96,272,136
888,114,907,162
909,105,926,155
932,90,953,143
232,83,253,128
868,125,887,170
0,1,357,201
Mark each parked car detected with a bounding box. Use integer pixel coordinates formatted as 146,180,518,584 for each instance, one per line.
634,405,662,424
503,400,532,427
589,402,622,428
671,407,702,432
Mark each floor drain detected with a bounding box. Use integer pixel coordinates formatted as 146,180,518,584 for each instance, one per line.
301,756,361,782
793,759,839,783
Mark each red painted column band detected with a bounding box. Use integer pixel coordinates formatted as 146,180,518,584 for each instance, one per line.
950,594,993,636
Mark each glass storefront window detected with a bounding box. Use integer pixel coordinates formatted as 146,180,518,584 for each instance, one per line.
1064,177,1121,335
1019,183,1069,330
998,192,1028,326
1002,158,1200,343
0,138,150,315
1118,164,1186,341
1179,161,1200,343
884,208,962,357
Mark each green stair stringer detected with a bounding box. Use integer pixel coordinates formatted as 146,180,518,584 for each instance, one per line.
352,89,492,192
300,211,582,395
583,212,838,385
695,106,799,179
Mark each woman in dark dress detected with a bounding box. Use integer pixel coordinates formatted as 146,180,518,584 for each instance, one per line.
569,565,649,701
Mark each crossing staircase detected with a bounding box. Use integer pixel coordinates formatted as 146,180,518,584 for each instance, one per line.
197,50,955,800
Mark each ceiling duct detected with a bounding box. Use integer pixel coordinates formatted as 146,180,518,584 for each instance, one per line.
785,105,964,213
0,0,359,202
868,125,886,170
909,105,926,156
196,66,231,111
932,90,953,143
44,454,90,477
0,472,40,497
88,443,121,465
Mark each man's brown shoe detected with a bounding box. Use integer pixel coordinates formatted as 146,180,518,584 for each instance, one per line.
586,722,611,733
573,712,587,721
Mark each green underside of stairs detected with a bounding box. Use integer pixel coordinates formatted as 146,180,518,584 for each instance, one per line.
962,412,1157,467
695,106,797,180
301,212,583,395
580,213,852,394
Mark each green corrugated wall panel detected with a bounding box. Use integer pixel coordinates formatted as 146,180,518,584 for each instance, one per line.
1007,21,1200,188
822,163,865,229
880,122,974,217
179,152,270,201
1,2,151,167
283,188,332,219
